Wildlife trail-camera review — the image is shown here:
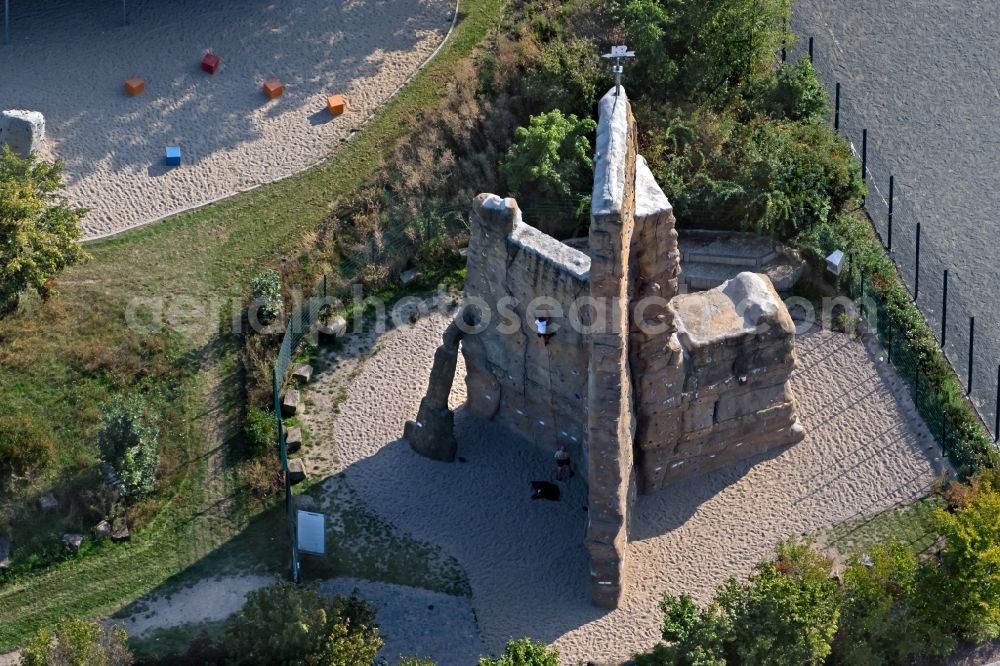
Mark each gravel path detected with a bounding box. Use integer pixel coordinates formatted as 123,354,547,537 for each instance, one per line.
3,0,455,239
791,0,1000,437
325,313,946,664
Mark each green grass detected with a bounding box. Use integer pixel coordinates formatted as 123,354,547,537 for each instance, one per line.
0,0,503,651
821,496,944,561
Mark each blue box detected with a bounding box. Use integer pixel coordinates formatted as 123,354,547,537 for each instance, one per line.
165,146,181,166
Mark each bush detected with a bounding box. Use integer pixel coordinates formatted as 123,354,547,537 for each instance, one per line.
500,109,596,208
0,146,89,315
834,541,953,665
478,638,559,666
633,594,728,666
935,479,1000,642
96,394,160,501
0,415,54,481
750,60,828,122
250,270,283,325
20,618,133,666
244,407,276,459
223,582,382,665
236,458,282,500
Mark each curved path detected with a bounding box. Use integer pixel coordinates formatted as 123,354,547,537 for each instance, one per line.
318,311,944,664
3,0,456,239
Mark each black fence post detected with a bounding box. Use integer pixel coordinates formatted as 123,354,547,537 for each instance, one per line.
809,36,814,63
781,19,787,62
861,129,868,205
834,83,841,131
887,175,894,252
968,316,975,395
995,364,999,443
915,222,921,300
942,270,949,347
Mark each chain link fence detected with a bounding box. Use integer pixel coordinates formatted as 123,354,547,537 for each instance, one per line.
788,34,1000,448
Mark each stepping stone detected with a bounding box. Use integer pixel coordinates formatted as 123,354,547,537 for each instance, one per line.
62,533,84,552
38,494,59,513
165,145,181,166
0,535,10,571
287,458,307,485
281,389,301,417
94,520,112,539
291,364,313,384
201,53,221,74
124,76,145,96
400,267,421,286
262,79,284,99
326,94,346,116
285,426,303,453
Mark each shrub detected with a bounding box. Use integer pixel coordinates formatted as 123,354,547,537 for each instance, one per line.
717,541,839,666
634,594,728,666
250,269,283,325
19,618,133,666
834,540,953,665
750,59,828,122
223,582,382,665
236,458,282,500
935,479,1000,642
0,146,89,315
96,394,160,501
477,638,559,666
244,407,276,459
500,109,596,205
0,415,54,481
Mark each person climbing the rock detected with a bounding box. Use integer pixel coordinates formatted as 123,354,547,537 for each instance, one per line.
555,444,574,480
535,315,555,346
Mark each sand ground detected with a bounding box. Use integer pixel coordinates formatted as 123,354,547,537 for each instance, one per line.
295,308,947,664
2,0,455,239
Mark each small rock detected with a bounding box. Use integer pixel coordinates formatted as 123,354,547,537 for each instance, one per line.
38,494,59,513
293,494,317,511
458,247,469,257
62,533,84,551
94,520,112,539
285,426,303,453
400,267,421,286
291,364,313,385
287,458,307,485
0,535,11,571
281,390,301,417
112,521,131,542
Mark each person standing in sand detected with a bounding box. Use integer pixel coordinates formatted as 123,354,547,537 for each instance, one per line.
555,444,574,480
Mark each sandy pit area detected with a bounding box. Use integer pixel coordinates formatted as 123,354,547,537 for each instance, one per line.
305,309,947,664
1,0,455,239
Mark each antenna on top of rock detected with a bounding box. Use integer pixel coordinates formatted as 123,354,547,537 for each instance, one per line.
601,45,635,96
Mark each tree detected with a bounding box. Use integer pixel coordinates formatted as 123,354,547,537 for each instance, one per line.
716,541,839,666
613,0,792,105
19,618,133,666
0,146,88,315
96,394,160,501
935,479,1000,642
477,638,559,666
634,594,728,666
223,582,382,666
500,110,596,217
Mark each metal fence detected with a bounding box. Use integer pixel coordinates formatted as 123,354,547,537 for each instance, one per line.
788,34,1000,447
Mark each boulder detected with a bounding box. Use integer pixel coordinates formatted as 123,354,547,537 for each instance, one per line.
0,110,45,157
287,458,307,485
281,389,301,417
94,520,112,539
62,533,84,552
38,494,59,513
0,535,10,571
318,315,347,345
112,521,131,542
293,493,317,511
285,426,303,453
291,364,313,385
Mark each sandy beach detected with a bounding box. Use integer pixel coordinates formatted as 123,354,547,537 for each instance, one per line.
2,0,455,239
300,310,946,664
